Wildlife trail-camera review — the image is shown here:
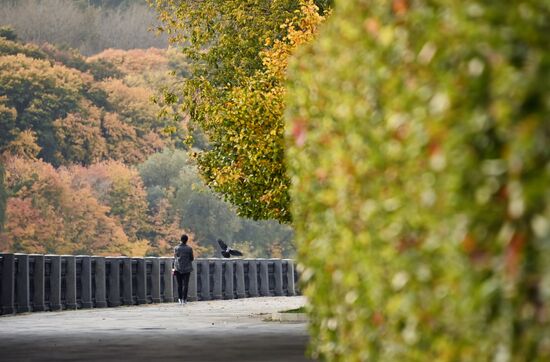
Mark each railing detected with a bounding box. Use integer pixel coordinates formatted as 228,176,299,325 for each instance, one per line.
0,254,297,315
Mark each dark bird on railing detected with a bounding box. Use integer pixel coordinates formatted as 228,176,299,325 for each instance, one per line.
217,239,243,258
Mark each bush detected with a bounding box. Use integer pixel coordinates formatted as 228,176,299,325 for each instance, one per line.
286,0,549,360
0,25,17,41
0,36,46,59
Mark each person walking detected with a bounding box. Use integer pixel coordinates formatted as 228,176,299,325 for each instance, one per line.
172,234,194,304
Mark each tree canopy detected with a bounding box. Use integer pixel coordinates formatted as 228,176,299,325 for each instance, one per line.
139,149,295,256
150,0,326,222
1,155,130,254
0,36,173,166
0,10,298,258
0,34,187,256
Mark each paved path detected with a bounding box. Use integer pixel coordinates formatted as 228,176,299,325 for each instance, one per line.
0,296,312,362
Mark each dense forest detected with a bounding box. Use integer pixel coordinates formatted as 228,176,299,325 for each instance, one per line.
0,20,293,257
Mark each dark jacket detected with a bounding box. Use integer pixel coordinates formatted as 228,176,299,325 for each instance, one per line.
173,243,194,273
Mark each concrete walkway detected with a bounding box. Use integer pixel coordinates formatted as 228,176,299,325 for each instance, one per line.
0,296,312,362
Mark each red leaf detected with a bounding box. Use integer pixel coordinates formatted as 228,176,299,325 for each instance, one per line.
292,118,308,147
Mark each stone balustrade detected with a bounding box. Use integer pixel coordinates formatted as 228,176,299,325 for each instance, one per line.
0,254,298,315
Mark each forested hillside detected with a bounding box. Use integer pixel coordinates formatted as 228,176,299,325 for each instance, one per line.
0,27,294,257
0,36,172,165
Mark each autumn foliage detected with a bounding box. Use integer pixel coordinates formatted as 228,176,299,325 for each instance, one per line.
0,31,295,257
0,32,187,256
286,0,549,360
1,156,129,255
151,0,326,222
88,48,169,75
0,37,172,167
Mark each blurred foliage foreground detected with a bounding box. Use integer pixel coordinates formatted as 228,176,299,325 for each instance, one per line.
286,0,549,361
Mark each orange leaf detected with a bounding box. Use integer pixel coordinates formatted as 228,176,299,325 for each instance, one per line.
392,0,409,15
505,232,526,278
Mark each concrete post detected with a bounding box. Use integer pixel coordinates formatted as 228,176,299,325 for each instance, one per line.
223,260,235,299
106,257,121,307
212,259,223,300
172,268,178,302
93,256,107,308
15,254,31,313
80,256,93,308
64,255,77,310
187,260,197,302
147,257,161,303
0,253,15,314
31,254,46,312
136,258,147,305
199,259,210,301
246,259,259,297
272,259,284,296
259,259,270,296
234,259,246,299
284,259,296,296
120,257,133,305
162,258,173,302
49,255,62,311
294,264,301,295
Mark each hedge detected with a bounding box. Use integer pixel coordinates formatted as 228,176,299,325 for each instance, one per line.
285,1,549,360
